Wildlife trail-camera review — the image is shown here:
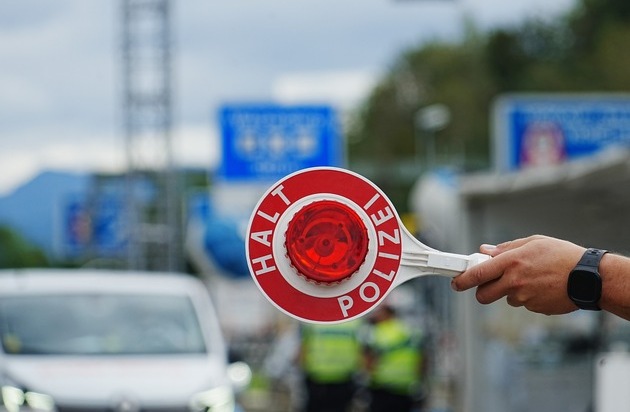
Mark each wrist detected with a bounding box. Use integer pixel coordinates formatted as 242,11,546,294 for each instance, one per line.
567,248,607,311
599,253,627,313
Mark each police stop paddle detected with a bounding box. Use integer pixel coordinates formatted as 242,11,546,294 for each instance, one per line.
246,167,489,324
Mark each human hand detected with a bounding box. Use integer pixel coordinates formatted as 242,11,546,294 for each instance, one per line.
451,235,586,315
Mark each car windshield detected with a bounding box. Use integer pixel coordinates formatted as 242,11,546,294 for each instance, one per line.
0,294,207,356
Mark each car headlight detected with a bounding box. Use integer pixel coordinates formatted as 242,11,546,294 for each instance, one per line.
189,386,235,412
1,385,55,412
227,362,252,393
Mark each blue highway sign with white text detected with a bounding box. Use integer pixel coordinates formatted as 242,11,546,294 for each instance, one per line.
217,104,343,181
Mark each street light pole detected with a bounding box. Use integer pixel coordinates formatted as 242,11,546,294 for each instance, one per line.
414,103,451,171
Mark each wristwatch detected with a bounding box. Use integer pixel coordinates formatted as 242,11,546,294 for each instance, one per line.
567,248,608,311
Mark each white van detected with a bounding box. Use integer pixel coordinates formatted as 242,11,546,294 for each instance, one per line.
0,269,249,412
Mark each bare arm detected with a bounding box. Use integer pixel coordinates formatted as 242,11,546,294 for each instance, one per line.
451,235,630,320
599,252,630,320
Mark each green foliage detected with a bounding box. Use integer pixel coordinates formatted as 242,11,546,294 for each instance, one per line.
0,226,48,268
347,0,630,212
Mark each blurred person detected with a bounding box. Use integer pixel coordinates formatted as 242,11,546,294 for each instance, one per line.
362,304,426,412
297,319,363,412
451,235,630,320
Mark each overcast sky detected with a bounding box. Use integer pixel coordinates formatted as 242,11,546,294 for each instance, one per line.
0,0,577,195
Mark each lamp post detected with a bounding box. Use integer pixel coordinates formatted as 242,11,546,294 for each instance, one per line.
414,104,451,171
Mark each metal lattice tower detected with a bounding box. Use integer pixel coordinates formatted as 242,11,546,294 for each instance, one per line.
121,0,181,272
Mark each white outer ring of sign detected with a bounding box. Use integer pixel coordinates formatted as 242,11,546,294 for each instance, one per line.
272,193,378,299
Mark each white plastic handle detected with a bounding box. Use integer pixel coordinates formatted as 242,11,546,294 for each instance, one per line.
393,225,490,287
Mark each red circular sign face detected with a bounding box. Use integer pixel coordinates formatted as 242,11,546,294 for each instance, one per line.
285,199,369,284
246,167,403,323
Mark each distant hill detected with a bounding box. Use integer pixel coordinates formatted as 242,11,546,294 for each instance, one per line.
0,171,91,257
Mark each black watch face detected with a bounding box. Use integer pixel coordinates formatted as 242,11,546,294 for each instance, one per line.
569,269,601,302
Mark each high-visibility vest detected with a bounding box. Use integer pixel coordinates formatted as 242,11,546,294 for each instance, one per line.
368,318,422,394
301,320,362,383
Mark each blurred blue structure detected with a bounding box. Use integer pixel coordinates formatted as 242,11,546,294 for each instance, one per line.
203,214,249,279
186,190,250,279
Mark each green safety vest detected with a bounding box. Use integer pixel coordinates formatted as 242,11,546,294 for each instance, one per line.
368,318,422,394
301,320,362,383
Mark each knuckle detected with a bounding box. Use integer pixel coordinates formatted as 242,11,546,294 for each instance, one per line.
506,293,526,308
506,273,525,291
469,266,486,286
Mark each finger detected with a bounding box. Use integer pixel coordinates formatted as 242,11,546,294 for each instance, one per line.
494,235,547,253
478,235,540,257
474,277,508,305
479,244,498,256
451,252,510,291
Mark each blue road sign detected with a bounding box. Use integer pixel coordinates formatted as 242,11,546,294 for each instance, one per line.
63,196,126,258
492,94,630,170
217,104,343,181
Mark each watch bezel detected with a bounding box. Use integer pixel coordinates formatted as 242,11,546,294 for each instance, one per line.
568,267,602,304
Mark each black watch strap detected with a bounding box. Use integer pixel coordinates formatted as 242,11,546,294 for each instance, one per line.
572,248,608,311
578,248,608,268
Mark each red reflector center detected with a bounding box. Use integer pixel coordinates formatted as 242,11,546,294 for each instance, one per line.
286,200,369,283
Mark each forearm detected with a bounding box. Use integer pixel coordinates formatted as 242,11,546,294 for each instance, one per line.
600,253,630,320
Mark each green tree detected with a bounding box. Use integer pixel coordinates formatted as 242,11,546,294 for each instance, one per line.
0,226,49,268
347,31,493,211
347,0,630,213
